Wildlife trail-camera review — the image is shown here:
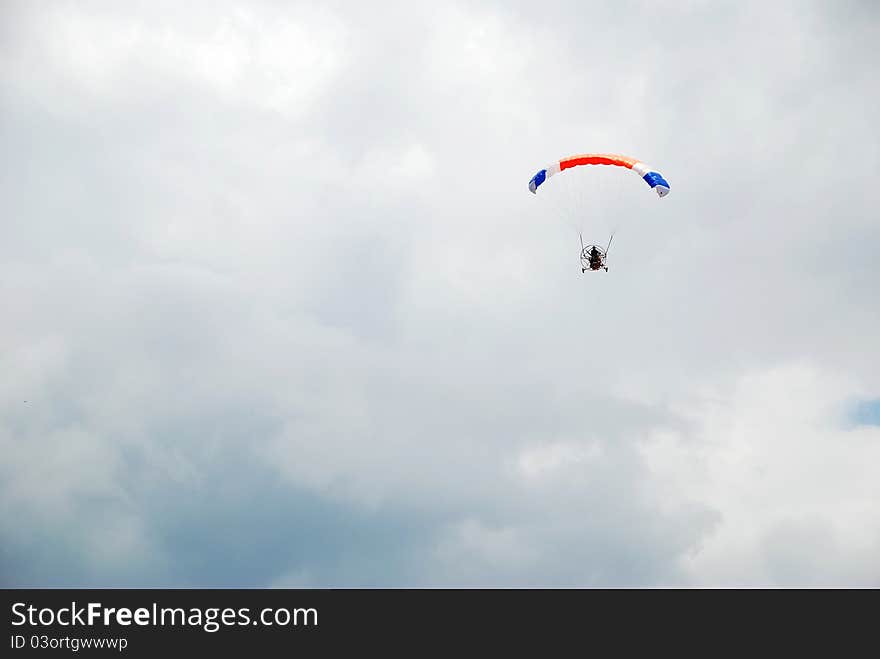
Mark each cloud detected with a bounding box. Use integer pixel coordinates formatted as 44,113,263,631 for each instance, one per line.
644,364,880,586
2,0,879,587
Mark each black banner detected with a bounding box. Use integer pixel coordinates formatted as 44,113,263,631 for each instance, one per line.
2,588,874,655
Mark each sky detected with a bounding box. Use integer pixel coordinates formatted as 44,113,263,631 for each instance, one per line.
2,0,879,587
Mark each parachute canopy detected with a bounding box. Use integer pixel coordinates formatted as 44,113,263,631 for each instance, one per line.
529,153,670,197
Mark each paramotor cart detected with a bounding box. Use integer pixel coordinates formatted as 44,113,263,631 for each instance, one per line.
580,233,613,273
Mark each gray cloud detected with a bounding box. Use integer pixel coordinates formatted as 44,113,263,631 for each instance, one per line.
2,0,879,587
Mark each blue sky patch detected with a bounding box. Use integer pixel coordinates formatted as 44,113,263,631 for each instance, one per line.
851,399,880,427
